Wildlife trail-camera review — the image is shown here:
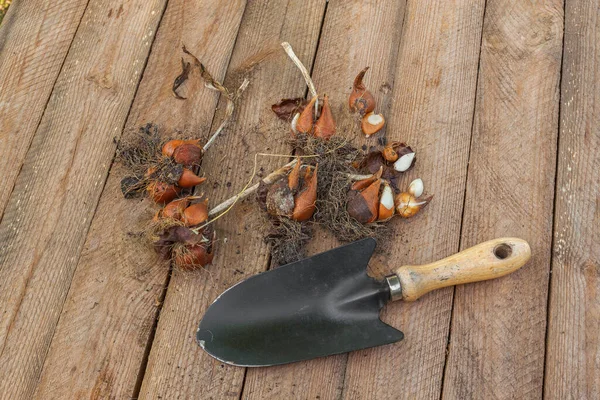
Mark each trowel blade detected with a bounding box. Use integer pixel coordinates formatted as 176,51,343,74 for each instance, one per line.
197,238,404,367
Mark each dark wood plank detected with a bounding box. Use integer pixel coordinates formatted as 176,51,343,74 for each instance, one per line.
545,0,600,397
242,0,407,398
32,1,247,399
137,2,327,398
0,0,88,218
0,0,168,398
442,1,563,398
340,1,486,399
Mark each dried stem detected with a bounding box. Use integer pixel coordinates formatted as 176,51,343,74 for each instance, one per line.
207,159,297,218
203,78,249,151
181,45,250,152
346,173,375,181
281,42,318,112
196,137,357,231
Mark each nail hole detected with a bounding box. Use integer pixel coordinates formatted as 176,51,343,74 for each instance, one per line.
494,244,512,260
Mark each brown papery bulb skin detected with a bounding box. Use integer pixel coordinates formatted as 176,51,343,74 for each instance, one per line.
183,202,209,227
147,181,181,204
292,165,318,222
178,168,207,188
162,197,190,220
349,67,376,115
296,96,317,134
351,167,383,191
395,192,432,218
347,178,381,224
313,96,336,140
287,160,301,191
382,144,399,162
173,143,203,167
174,243,214,270
361,112,385,137
162,139,201,157
377,182,395,221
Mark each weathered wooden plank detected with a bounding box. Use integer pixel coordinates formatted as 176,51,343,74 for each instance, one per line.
32,1,247,399
545,0,600,398
0,0,168,398
442,1,563,399
241,0,407,398
339,1,486,399
137,2,327,399
0,0,88,218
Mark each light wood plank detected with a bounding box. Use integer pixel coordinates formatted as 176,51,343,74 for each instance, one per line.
339,1,485,399
545,0,600,398
0,0,88,218
0,0,168,398
32,1,247,399
242,0,407,398
442,1,563,398
137,2,327,398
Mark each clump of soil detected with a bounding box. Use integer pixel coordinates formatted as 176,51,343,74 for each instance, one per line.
264,218,312,266
293,134,390,242
258,134,391,266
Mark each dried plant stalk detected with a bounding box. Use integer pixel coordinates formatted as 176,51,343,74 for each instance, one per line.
181,45,250,151
281,42,318,111
207,159,297,218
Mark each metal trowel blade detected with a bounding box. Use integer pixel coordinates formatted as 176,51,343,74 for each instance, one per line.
197,238,403,367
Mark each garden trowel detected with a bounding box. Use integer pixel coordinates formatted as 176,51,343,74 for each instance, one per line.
197,237,530,367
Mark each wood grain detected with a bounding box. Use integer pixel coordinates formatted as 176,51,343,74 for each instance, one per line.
337,1,486,399
0,0,88,218
395,238,531,302
442,1,563,399
241,1,407,398
137,2,327,399
32,1,247,399
545,0,600,398
0,0,168,398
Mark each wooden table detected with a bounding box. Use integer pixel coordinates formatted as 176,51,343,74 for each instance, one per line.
0,0,597,399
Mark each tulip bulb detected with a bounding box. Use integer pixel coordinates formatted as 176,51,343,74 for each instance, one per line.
162,197,190,220
162,139,201,157
292,165,318,222
314,95,336,140
173,143,203,167
173,230,215,270
382,144,399,162
393,151,415,172
347,174,381,224
178,168,206,188
351,167,383,191
296,96,317,134
147,181,181,204
291,112,300,134
395,192,431,218
361,112,385,137
183,201,209,227
288,160,301,191
174,244,214,270
408,178,424,198
378,182,395,221
349,67,376,115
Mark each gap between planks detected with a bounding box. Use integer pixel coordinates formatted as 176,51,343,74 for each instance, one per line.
439,0,489,395
541,0,566,396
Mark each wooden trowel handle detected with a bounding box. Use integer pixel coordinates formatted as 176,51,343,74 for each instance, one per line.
392,238,531,302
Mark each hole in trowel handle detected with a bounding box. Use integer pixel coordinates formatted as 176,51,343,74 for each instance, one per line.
493,243,512,260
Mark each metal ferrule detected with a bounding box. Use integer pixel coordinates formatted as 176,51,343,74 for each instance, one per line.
385,274,403,302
